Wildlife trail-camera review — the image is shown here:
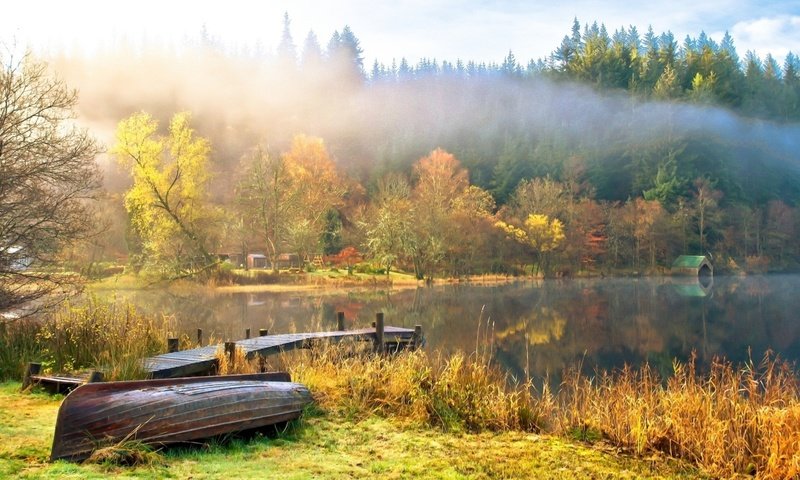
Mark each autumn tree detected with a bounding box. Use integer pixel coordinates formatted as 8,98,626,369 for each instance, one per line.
0,52,101,313
236,146,293,270
449,185,497,275
237,135,346,268
509,176,566,221
406,149,468,278
113,112,219,275
281,135,346,262
364,173,415,275
632,198,668,269
496,214,565,276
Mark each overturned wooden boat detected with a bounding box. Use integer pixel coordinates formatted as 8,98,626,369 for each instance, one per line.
50,373,312,462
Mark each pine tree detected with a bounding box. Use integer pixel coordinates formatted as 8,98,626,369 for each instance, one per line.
277,12,297,67
300,30,323,70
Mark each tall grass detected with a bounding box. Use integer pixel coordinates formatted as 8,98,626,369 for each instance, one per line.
288,341,541,432
0,298,171,381
286,343,800,479
0,319,43,380
213,344,260,375
555,352,800,479
36,298,170,380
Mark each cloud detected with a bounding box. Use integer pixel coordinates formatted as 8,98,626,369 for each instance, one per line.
731,15,800,61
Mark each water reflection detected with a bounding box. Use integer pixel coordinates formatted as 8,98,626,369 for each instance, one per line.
100,275,800,381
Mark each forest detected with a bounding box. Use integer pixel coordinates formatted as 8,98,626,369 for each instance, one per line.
5,15,800,296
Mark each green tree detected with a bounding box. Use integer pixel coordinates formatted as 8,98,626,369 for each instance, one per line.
653,64,681,99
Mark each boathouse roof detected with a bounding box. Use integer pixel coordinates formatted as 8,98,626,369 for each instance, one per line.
672,255,713,276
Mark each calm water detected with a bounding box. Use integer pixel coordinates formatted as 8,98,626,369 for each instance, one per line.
106,275,800,380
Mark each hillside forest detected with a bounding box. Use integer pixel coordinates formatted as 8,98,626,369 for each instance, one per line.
8,16,800,287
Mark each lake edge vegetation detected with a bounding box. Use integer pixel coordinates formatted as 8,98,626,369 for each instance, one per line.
1,299,797,479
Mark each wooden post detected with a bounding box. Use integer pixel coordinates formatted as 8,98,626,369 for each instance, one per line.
337,311,345,331
245,328,251,339
87,371,104,383
259,328,269,336
197,328,203,345
22,362,41,389
374,312,384,354
167,337,179,353
225,341,236,365
413,325,423,350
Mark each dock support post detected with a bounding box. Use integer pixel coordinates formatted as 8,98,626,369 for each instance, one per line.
225,341,236,367
259,328,269,336
337,311,345,331
374,312,384,354
245,328,251,339
197,328,203,345
167,337,179,353
413,325,423,350
87,371,104,383
22,362,41,389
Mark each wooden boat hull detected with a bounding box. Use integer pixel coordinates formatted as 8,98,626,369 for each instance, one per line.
50,373,312,462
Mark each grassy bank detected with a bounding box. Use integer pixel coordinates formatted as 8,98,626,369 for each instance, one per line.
0,382,701,479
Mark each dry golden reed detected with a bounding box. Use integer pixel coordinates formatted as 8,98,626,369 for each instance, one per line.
0,298,170,381
213,345,260,375
289,341,541,432
557,352,800,479
288,343,800,479
36,298,170,380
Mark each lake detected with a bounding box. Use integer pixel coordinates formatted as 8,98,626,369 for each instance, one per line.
106,275,800,382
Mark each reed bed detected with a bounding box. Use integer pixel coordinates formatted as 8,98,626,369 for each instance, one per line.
288,341,542,432
287,344,800,479
0,298,170,381
0,318,42,380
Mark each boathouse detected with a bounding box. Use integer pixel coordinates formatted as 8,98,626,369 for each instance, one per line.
671,255,713,276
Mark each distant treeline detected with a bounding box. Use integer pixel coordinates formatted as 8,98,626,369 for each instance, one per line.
49,16,800,276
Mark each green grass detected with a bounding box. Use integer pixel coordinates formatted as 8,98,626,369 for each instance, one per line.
0,382,702,479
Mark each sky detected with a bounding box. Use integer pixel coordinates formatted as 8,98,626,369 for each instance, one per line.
2,0,799,66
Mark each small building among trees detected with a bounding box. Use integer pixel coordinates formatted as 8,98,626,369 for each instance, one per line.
671,255,713,276
247,254,268,269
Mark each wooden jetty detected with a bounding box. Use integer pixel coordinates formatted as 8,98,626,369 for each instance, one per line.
144,315,423,379
22,363,104,394
23,313,423,386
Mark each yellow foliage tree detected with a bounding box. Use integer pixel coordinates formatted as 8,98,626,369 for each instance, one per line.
113,112,218,274
496,213,565,276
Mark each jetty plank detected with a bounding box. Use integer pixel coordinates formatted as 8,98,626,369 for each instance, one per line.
144,325,417,378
